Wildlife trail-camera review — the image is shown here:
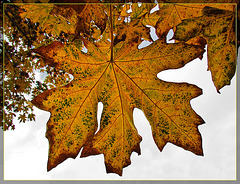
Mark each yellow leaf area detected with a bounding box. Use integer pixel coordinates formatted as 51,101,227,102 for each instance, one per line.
112,3,155,44
19,4,78,36
143,3,235,39
31,4,206,176
174,5,236,92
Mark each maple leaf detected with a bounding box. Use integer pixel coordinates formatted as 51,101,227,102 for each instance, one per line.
143,4,204,39
19,4,78,36
113,3,155,45
19,2,107,40
174,6,236,92
31,3,206,176
73,3,108,38
142,2,235,40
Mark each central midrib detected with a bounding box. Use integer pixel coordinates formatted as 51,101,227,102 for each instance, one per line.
110,3,114,63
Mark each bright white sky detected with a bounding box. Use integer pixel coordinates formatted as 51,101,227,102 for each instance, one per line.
3,4,237,181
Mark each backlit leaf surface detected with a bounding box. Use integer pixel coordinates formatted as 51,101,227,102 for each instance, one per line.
31,3,206,175
24,1,238,176
174,6,236,92
143,3,235,40
20,4,78,36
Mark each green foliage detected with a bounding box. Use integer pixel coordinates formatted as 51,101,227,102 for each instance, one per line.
2,4,70,130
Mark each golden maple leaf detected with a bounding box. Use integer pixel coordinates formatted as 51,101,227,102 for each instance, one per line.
19,4,78,36
19,2,107,40
143,2,235,40
31,3,206,176
174,6,236,92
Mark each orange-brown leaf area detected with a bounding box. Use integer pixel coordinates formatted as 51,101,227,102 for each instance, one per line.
174,6,236,92
15,1,237,176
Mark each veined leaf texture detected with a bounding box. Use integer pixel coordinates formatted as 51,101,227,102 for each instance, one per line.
5,0,237,176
